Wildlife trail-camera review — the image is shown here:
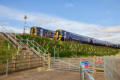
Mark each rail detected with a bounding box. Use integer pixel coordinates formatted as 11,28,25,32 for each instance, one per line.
0,25,48,57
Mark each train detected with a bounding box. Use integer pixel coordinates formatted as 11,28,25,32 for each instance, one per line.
30,26,120,49
30,26,54,38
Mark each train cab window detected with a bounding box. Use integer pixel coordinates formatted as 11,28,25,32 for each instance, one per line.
58,31,60,35
32,28,35,33
58,31,61,35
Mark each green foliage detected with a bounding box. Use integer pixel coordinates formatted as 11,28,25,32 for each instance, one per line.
0,35,17,56
19,35,120,57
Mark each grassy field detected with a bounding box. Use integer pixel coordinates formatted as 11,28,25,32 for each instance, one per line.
0,35,17,56
18,35,120,57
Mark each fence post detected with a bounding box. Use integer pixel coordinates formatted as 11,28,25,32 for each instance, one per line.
79,66,81,80
69,59,70,71
82,71,85,80
27,39,28,46
33,40,34,48
80,66,85,80
6,59,9,76
14,55,16,71
48,54,51,69
54,47,55,62
29,54,31,68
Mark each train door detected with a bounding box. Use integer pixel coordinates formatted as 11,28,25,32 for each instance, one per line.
88,38,93,44
69,33,72,41
64,32,66,41
40,29,43,37
56,30,62,40
90,39,93,44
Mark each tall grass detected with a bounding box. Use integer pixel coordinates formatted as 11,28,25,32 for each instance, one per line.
19,35,120,57
0,35,17,56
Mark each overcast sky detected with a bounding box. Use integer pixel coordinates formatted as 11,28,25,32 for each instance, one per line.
0,0,120,43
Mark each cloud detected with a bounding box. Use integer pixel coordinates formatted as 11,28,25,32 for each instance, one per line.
89,26,120,43
103,26,120,33
0,5,120,43
0,25,29,33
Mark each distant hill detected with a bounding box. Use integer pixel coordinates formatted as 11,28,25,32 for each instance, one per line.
19,35,120,57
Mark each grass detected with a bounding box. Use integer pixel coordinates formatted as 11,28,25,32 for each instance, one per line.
0,34,17,64
18,35,120,57
0,35,17,56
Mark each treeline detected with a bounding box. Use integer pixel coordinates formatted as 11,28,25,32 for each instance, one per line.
19,35,120,57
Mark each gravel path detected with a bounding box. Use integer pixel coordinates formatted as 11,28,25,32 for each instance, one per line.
0,67,79,80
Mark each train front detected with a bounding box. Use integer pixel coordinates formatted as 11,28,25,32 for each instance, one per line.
30,27,37,36
54,30,63,40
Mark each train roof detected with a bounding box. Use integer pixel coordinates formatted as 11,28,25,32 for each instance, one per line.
57,29,94,39
31,26,54,32
57,29,120,45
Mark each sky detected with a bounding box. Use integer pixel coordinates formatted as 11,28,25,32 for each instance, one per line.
0,0,120,43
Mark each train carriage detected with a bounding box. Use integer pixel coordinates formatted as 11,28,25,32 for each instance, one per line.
30,26,54,38
54,29,94,43
54,29,120,48
92,39,107,46
30,26,120,49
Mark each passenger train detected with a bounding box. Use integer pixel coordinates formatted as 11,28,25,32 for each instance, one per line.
30,26,54,38
30,26,120,49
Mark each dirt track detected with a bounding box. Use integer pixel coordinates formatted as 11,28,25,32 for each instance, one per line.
0,67,79,80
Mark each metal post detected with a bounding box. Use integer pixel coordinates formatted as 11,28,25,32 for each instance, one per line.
8,43,10,50
17,46,20,55
27,39,28,46
6,59,9,76
80,65,83,80
57,48,59,59
49,55,51,69
33,40,34,48
23,15,27,34
80,62,95,80
54,47,55,62
82,70,85,80
58,47,60,59
79,66,81,80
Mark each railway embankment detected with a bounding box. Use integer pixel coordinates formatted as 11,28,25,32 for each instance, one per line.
18,35,120,57
0,34,17,56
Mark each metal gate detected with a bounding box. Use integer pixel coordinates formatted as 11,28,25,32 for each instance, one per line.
50,58,94,80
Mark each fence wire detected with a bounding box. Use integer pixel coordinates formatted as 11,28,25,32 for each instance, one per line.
50,58,94,80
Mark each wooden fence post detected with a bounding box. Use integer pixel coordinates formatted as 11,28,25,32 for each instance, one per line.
14,55,16,71
6,59,9,76
48,54,51,69
92,56,96,78
29,54,31,68
39,54,41,66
